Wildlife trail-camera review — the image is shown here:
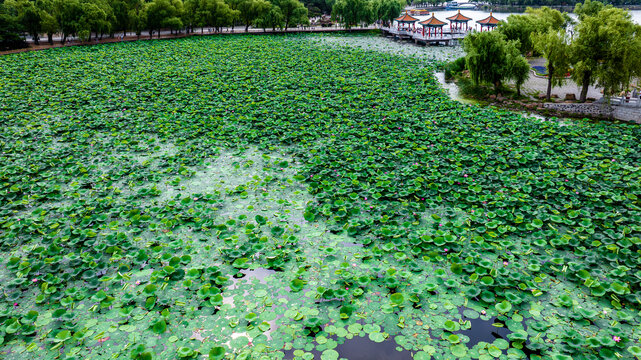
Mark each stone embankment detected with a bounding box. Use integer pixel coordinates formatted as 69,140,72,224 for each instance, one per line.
543,103,641,123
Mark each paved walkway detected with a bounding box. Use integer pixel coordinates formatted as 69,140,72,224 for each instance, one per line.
522,58,603,100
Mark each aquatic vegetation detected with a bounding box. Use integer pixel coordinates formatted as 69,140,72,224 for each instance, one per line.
0,33,640,360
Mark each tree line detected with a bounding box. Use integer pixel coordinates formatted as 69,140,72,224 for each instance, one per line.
0,0,409,50
0,0,408,50
0,0,310,49
412,0,641,7
463,0,641,101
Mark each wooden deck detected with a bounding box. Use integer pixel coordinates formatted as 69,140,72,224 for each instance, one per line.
380,27,468,46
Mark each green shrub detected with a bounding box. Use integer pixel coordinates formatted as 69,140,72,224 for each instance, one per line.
444,57,466,80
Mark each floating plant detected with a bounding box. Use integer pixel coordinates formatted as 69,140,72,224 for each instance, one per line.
0,33,639,360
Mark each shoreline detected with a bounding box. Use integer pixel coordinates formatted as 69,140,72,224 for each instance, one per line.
412,4,641,12
484,4,641,12
0,27,377,56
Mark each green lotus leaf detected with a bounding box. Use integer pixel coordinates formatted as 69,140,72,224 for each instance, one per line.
209,346,227,360
54,330,71,343
550,354,573,360
628,346,641,357
443,320,460,332
177,346,194,358
390,293,404,306
531,219,543,228
450,344,467,357
290,278,306,292
495,300,512,313
255,215,267,225
152,319,167,334
488,345,502,357
245,312,258,323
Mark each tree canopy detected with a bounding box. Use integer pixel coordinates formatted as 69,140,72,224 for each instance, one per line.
463,31,530,93
532,28,570,101
571,6,641,100
0,0,312,47
498,6,569,54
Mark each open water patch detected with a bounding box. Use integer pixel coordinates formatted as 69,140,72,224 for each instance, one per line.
283,336,413,360
458,316,510,347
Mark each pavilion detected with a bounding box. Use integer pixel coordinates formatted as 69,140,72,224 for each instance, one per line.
419,15,447,37
476,12,500,31
395,12,419,31
446,10,472,32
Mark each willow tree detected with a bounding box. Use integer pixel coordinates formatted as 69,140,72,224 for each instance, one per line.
464,31,530,94
532,29,569,101
236,0,271,32
372,0,403,26
332,0,371,29
272,0,307,30
505,41,531,96
571,6,641,101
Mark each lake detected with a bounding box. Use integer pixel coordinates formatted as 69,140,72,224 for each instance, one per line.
409,9,641,26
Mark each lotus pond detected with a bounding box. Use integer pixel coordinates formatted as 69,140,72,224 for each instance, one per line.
0,33,640,360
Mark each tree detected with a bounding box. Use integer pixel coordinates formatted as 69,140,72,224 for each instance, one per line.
237,0,271,32
255,4,283,31
498,6,570,55
531,28,570,101
300,0,331,16
111,0,131,35
272,0,307,30
55,0,85,44
498,14,536,54
463,32,530,95
372,0,402,26
332,0,371,29
463,31,509,91
7,0,43,44
183,0,203,32
571,6,641,101
505,40,530,96
200,0,237,32
79,0,114,40
525,6,572,31
128,0,146,38
574,0,607,20
0,2,27,50
145,0,182,38
39,0,59,44
592,10,641,98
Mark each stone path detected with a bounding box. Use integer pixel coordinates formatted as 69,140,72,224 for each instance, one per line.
522,58,603,100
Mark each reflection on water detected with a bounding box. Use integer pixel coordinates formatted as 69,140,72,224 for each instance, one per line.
434,71,461,102
458,316,510,346
340,241,364,248
239,267,276,283
284,336,413,360
333,336,412,360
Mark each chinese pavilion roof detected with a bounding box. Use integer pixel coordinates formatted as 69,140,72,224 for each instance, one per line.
447,10,472,22
395,12,419,23
419,15,447,27
477,12,500,26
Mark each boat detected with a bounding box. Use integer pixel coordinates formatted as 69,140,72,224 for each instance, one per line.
446,2,478,10
408,9,430,16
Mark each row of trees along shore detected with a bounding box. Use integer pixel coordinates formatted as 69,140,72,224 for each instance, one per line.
1,0,308,45
463,0,641,101
0,0,404,49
